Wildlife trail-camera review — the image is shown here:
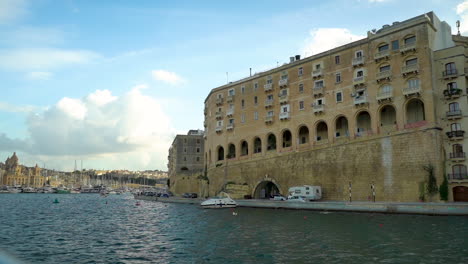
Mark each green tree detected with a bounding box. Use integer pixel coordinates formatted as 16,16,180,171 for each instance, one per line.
439,175,448,201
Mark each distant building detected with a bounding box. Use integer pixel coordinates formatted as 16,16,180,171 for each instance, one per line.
1,152,45,187
168,130,205,195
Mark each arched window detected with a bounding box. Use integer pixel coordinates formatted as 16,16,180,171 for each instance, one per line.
406,99,425,123
452,144,464,159
227,144,236,159
217,146,224,161
356,111,371,136
335,116,349,138
451,123,462,132
298,126,309,144
445,62,457,75
449,102,460,112
380,105,396,126
241,140,248,156
452,164,467,180
267,134,276,150
282,130,292,148
316,121,328,141
253,137,262,153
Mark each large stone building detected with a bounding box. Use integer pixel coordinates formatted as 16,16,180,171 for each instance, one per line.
168,130,206,195
203,12,468,202
1,152,45,187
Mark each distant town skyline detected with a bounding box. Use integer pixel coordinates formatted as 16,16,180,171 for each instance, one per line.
0,0,467,171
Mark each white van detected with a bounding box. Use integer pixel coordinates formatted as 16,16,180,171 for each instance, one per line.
288,185,322,201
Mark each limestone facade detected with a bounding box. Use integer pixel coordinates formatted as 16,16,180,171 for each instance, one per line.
1,152,45,187
203,12,468,202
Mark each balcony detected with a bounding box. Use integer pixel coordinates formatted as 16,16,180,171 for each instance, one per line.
313,86,324,97
226,95,235,103
312,68,323,78
353,76,366,86
354,95,368,106
401,64,419,76
443,88,462,99
376,90,393,103
446,110,462,120
279,79,288,88
402,85,421,97
279,112,290,120
352,56,365,66
443,69,458,79
376,70,391,82
313,104,324,114
265,99,274,108
216,97,224,105
226,109,234,117
446,130,465,140
226,123,234,130
448,173,468,181
265,115,274,124
400,42,416,54
374,50,390,61
449,152,466,162
279,95,288,104
264,83,274,92
215,126,223,133
215,111,224,120
204,107,207,115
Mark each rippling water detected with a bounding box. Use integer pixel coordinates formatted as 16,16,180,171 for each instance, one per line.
0,194,467,263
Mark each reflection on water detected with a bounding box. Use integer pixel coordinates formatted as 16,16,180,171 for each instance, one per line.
0,194,467,263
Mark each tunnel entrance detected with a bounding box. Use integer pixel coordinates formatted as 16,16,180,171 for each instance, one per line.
253,181,280,199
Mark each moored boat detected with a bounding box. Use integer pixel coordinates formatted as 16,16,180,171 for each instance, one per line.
201,192,237,209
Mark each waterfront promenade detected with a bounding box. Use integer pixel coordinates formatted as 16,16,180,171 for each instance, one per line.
135,196,468,216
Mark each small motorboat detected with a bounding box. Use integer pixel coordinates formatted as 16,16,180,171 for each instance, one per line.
201,192,237,209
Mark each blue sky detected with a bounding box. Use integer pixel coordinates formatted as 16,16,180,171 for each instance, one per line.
0,0,466,171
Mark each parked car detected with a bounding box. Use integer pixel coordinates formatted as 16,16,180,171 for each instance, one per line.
161,193,169,198
287,196,307,202
190,193,198,198
272,195,287,201
182,193,191,198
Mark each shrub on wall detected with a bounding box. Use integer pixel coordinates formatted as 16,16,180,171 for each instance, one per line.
439,175,448,201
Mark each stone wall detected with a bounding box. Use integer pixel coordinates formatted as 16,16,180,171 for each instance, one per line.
169,172,209,198
207,129,444,202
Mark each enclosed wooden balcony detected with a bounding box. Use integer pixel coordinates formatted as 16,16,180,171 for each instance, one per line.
376,91,393,103
264,83,273,92
279,79,288,88
312,69,323,78
352,56,365,66
376,70,391,82
264,99,274,108
279,112,290,120
353,76,366,86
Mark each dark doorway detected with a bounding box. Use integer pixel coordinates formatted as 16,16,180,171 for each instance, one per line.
253,181,280,199
453,186,468,202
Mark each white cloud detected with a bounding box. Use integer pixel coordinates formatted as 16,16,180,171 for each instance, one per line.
0,48,100,71
0,0,27,24
301,28,365,57
0,86,176,171
151,70,185,85
457,0,468,35
26,71,53,80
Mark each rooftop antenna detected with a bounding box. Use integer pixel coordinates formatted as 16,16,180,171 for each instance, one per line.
456,20,461,36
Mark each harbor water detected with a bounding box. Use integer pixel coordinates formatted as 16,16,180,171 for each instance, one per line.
0,194,467,264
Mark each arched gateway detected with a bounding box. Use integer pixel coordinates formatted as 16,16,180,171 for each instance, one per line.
253,180,281,199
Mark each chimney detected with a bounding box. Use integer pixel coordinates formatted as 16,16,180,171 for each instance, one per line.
289,57,295,63
295,55,300,61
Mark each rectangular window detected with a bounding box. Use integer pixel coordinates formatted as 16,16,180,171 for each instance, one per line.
315,64,321,70
280,89,288,96
241,86,245,94
335,73,341,83
282,104,290,113
228,89,235,96
281,71,288,80
314,80,324,88
241,114,245,123
196,148,200,153
299,83,304,93
356,51,363,58
336,92,343,102
391,40,399,50
196,139,200,144
254,82,258,92
217,120,223,126
229,119,234,124
335,55,340,64
316,99,323,105
267,94,273,100
254,111,258,120
267,76,273,84
379,65,391,72
299,101,304,110
267,110,274,117
378,44,389,51
241,99,245,108
196,157,200,162
298,67,303,76
254,96,258,105
184,148,187,153
404,36,416,44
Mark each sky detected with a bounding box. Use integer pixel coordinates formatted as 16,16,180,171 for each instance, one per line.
0,0,467,171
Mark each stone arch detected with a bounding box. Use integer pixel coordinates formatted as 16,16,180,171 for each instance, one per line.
406,98,425,124
335,115,349,138
253,137,262,153
217,146,224,161
227,143,236,159
356,111,372,135
267,133,277,151
379,104,397,126
316,120,328,141
240,140,248,156
297,125,310,144
253,180,281,199
282,129,292,148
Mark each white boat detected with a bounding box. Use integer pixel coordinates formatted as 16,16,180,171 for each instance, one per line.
22,187,37,193
201,192,237,209
8,187,21,193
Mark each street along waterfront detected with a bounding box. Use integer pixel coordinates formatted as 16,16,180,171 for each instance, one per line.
0,194,467,263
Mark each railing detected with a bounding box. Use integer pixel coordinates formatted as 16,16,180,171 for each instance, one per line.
376,90,393,101
352,56,365,66
446,130,465,138
279,112,290,119
402,85,421,96
312,68,323,78
265,115,274,123
400,42,416,53
448,173,468,180
264,99,274,107
376,70,391,81
401,64,419,75
353,76,366,85
355,130,372,137
226,95,235,103
443,88,462,98
446,110,462,118
449,152,466,159
354,95,368,105
279,79,288,87
313,104,324,113
226,109,234,116
443,69,458,78
374,50,390,60
264,83,273,92
226,123,234,130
